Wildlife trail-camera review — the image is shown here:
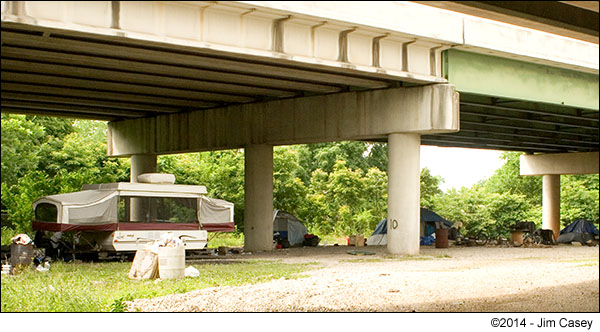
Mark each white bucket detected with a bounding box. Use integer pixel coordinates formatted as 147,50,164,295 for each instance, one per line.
158,246,185,279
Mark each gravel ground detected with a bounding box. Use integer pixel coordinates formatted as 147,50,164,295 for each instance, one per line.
127,244,599,312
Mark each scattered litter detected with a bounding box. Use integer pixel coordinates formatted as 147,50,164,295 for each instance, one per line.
184,266,200,278
347,250,375,256
420,235,435,246
36,262,50,272
129,232,186,280
11,234,32,245
159,232,184,248
1,264,11,275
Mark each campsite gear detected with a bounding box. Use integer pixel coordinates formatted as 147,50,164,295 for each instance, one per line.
32,175,234,253
36,262,50,272
348,235,365,247
11,234,32,245
539,229,555,245
366,208,453,246
158,246,185,279
303,234,320,247
557,219,599,245
273,210,308,247
218,246,228,255
10,242,34,273
512,221,536,234
420,235,435,246
435,228,449,248
511,230,524,246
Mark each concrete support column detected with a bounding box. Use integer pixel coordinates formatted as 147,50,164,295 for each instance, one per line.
244,144,274,252
387,133,421,255
130,154,157,182
542,174,561,240
130,154,157,222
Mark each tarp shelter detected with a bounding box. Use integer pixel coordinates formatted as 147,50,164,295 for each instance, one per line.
557,219,599,244
366,208,453,246
273,210,308,246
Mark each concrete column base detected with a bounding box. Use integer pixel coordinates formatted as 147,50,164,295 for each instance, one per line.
542,174,561,240
387,133,421,255
244,144,274,252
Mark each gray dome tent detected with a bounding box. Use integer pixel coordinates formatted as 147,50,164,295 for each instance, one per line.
273,210,308,246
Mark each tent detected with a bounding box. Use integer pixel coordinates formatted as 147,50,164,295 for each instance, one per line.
366,208,453,246
273,210,308,246
557,219,599,244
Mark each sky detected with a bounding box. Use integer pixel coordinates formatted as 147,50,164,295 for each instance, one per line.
420,146,505,192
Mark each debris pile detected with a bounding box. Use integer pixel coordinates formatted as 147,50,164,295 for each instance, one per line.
128,232,198,280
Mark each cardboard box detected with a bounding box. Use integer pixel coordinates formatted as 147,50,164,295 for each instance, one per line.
348,235,365,246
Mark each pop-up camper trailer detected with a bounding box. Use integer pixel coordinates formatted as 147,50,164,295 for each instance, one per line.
32,174,234,252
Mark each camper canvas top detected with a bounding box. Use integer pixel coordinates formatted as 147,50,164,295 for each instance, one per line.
81,182,207,197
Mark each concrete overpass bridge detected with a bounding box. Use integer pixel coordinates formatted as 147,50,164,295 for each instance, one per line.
1,1,598,254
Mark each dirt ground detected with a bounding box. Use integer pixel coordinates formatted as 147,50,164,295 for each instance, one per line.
127,244,599,312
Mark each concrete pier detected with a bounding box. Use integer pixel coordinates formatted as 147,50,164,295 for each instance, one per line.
387,133,421,255
542,174,561,240
243,144,274,252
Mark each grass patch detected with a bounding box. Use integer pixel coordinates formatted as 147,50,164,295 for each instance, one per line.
1,259,315,312
205,232,245,248
559,258,599,267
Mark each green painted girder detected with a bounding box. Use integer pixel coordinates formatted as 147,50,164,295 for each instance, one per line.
443,49,599,111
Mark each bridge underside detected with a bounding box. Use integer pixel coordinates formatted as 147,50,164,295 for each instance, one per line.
1,1,598,255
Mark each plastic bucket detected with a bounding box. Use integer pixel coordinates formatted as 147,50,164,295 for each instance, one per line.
435,229,449,248
511,230,524,246
158,246,185,279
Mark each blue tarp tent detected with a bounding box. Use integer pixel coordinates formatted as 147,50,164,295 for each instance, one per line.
557,219,599,244
366,208,453,246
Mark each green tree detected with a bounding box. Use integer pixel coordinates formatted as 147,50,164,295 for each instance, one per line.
420,167,444,210
482,151,542,205
561,174,599,226
1,114,46,186
1,117,128,233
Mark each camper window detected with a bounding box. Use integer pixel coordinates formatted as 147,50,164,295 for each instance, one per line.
118,196,198,223
35,203,58,223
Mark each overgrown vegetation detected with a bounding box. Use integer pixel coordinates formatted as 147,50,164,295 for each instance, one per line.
1,115,598,243
0,260,314,312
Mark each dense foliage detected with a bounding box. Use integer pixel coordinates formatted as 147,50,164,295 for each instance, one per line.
1,115,598,242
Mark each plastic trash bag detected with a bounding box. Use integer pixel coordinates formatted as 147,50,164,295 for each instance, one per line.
128,248,159,280
420,235,435,246
11,234,32,245
36,262,50,272
185,266,200,278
